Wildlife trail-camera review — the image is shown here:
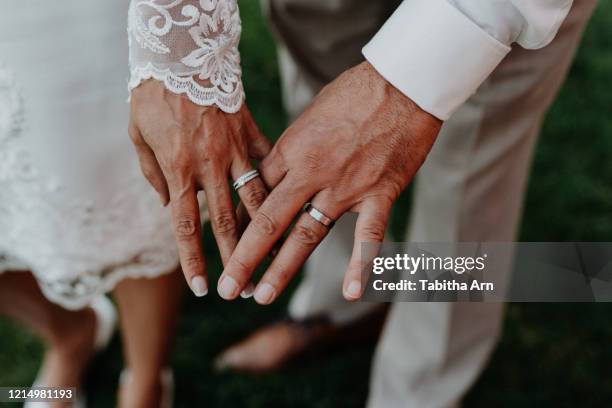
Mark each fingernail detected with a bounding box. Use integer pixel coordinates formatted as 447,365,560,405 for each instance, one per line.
190,276,208,297
240,282,255,299
254,283,276,305
345,280,362,299
218,276,239,299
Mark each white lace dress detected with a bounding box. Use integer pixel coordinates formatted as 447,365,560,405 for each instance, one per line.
0,0,242,310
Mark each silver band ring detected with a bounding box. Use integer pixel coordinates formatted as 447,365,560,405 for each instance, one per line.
233,170,260,191
304,203,335,229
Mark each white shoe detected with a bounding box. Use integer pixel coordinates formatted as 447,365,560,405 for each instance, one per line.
119,368,174,408
25,296,117,408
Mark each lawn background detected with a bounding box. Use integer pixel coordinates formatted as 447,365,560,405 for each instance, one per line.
1,1,611,407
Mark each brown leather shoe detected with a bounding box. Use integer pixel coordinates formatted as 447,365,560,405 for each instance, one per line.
213,305,388,373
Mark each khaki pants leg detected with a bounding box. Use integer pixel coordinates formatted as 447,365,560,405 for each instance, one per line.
368,3,597,407
265,0,596,404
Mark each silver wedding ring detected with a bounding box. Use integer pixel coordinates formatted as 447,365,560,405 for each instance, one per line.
304,203,335,229
233,170,260,191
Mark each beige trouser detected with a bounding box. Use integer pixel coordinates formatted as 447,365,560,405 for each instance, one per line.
264,0,597,406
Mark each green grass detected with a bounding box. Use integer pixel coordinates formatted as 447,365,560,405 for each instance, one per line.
1,1,612,407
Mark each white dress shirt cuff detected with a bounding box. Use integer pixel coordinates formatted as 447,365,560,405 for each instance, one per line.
362,0,511,120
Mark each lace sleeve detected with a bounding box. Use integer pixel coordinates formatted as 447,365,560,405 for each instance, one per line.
128,0,244,113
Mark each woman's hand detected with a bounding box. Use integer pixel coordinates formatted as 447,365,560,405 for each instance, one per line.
129,79,272,297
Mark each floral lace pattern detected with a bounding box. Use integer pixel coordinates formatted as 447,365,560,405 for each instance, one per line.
128,0,244,113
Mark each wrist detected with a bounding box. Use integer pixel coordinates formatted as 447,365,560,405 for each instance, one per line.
359,61,443,130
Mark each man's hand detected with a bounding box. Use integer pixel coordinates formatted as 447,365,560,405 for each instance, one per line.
129,80,271,297
217,62,442,304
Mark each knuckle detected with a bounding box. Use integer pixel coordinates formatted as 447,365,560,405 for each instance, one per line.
253,212,277,236
269,263,291,285
228,256,250,276
242,184,266,208
182,253,203,271
290,224,320,247
361,221,386,242
175,217,198,238
212,208,237,235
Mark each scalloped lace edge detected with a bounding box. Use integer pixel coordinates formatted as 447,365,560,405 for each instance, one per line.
0,247,179,311
128,63,245,114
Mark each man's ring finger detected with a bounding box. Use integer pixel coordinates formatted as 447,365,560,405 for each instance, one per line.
304,203,335,228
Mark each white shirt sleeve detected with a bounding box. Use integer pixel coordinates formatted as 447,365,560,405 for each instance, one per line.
128,0,244,113
362,0,573,120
